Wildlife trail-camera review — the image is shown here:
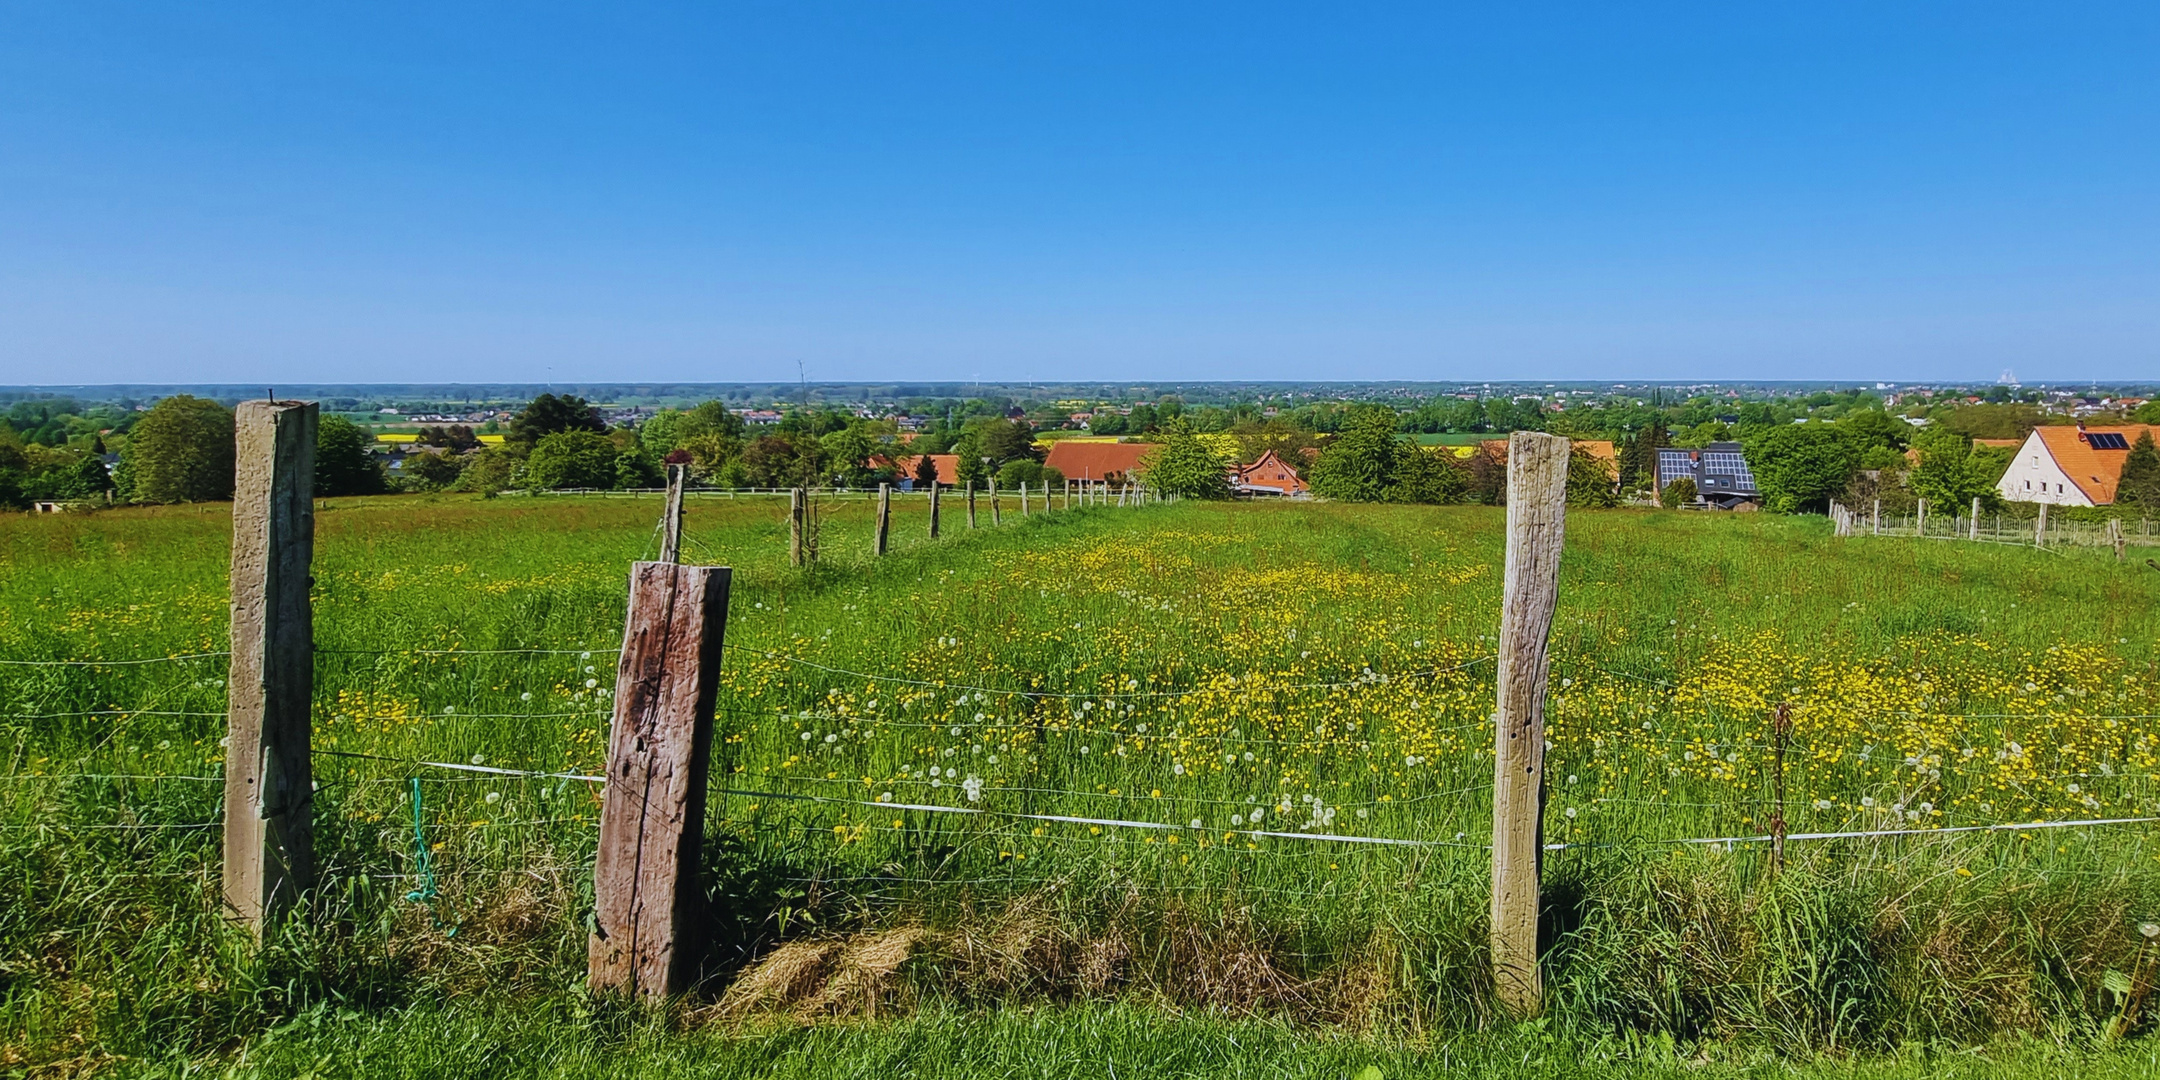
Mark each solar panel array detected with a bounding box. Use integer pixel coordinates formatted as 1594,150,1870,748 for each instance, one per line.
2086,431,2130,450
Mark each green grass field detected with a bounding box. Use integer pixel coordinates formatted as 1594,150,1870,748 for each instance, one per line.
4,493,2159,1074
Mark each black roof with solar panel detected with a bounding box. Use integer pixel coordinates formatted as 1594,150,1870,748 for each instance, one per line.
1656,442,1760,508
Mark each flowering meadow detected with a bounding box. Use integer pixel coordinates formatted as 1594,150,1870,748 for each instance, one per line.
3,492,2159,1063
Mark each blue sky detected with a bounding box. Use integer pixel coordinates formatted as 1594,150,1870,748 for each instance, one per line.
2,2,2155,385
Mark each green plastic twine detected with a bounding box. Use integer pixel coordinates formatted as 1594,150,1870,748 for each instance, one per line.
403,777,458,937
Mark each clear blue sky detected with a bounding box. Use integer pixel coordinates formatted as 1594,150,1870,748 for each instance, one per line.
2,3,2155,385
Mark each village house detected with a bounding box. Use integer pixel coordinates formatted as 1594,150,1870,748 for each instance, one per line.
1657,442,1760,509
1229,449,1308,497
1043,441,1154,485
888,454,960,490
1995,423,2158,506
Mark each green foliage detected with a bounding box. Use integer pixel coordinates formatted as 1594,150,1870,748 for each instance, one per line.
820,427,881,487
452,447,517,492
1743,425,1856,513
524,430,619,490
1307,407,1400,502
996,459,1063,490
1565,448,1620,509
1388,444,1466,505
1659,476,1696,508
1908,428,2002,512
2117,431,2160,506
979,419,1040,466
2133,401,2160,425
315,416,386,497
119,395,234,504
1137,421,1231,499
398,449,468,492
508,393,606,449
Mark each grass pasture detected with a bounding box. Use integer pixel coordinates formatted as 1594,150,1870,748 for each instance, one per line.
4,492,2160,1073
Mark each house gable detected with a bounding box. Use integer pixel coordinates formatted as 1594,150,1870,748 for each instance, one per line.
1998,425,2156,506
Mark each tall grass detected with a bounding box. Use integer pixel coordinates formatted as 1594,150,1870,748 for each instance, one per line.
2,493,2158,1069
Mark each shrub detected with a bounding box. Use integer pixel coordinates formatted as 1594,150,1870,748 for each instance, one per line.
1659,476,1696,508
524,431,618,490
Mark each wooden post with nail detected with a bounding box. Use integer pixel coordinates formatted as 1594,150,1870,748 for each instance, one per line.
225,399,318,938
588,561,731,998
1490,430,1569,1018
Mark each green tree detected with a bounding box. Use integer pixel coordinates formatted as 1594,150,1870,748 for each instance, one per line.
912,453,942,489
1565,447,1620,509
315,416,386,497
1137,420,1230,499
980,419,1039,465
509,394,606,450
399,449,468,492
524,430,619,490
1390,443,1466,504
121,395,234,504
1306,406,1399,502
1743,425,1856,513
1659,476,1696,509
1907,428,1999,511
2117,431,2160,506
453,448,518,492
819,427,872,486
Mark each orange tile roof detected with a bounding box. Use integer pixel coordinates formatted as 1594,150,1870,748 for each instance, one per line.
891,454,960,485
2031,425,2158,505
1043,440,1155,481
1230,449,1308,494
1479,437,1616,466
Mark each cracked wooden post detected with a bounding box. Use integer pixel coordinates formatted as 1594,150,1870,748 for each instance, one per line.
874,482,891,556
1491,430,1569,1019
966,481,977,529
2035,502,2048,549
660,464,686,564
225,399,317,938
928,480,941,539
1969,497,1981,542
990,477,1002,525
589,561,731,998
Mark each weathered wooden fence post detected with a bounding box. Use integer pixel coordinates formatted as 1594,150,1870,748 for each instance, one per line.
1491,430,1569,1018
589,561,731,998
789,488,806,566
1064,477,1072,510
874,483,891,556
1020,482,1030,516
225,399,317,937
2112,518,2126,562
2035,502,2048,549
1872,497,1881,535
1969,497,1981,542
967,481,978,529
1916,498,1927,538
990,478,1002,525
660,464,686,564
928,481,941,539
1043,480,1051,512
